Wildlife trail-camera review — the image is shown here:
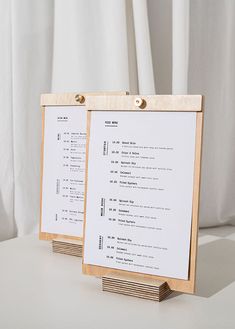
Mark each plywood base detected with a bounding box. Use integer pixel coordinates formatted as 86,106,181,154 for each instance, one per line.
102,273,172,302
52,238,83,257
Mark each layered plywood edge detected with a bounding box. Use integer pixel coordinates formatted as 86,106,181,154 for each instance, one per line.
102,272,172,302
82,95,204,295
52,238,83,257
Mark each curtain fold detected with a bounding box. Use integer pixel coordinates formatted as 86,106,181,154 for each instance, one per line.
0,0,234,240
132,0,155,93
0,0,54,240
52,0,131,92
0,0,16,241
188,0,235,227
172,0,189,94
12,0,54,236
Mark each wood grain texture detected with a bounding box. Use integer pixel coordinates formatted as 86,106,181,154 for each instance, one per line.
86,95,203,112
102,271,169,286
39,92,128,241
187,111,204,293
39,106,46,240
82,111,92,257
82,95,204,294
40,92,128,106
52,238,83,257
102,272,171,302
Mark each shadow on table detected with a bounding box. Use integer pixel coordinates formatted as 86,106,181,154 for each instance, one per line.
199,225,235,238
0,192,17,242
196,238,235,297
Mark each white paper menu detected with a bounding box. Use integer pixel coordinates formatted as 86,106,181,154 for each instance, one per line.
41,106,86,237
84,111,196,280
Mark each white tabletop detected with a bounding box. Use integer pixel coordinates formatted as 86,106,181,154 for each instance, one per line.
0,226,235,329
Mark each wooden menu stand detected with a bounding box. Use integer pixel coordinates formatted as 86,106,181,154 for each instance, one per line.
39,92,127,247
52,238,83,257
102,272,172,302
83,94,204,302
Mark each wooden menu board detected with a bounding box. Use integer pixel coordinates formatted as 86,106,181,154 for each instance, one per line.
39,92,127,241
82,95,203,293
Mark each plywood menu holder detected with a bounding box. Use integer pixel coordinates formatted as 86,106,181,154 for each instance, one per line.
39,92,127,257
82,95,203,301
102,272,172,302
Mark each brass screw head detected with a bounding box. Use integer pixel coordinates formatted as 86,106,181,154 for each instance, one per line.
75,94,85,103
134,97,144,107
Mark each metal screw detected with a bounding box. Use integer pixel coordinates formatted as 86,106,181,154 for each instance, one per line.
134,97,144,107
75,94,85,103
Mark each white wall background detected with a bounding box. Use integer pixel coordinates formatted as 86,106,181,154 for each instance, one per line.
0,0,235,241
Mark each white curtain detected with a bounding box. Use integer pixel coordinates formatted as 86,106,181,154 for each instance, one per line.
0,0,234,241
188,0,235,227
